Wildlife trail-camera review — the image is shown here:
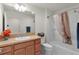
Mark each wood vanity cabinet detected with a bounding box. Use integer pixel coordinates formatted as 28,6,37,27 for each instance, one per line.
0,38,41,55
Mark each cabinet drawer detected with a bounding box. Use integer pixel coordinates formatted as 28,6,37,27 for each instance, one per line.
14,42,26,50
14,48,25,55
0,46,12,54
25,41,34,47
14,41,34,50
35,39,40,44
35,43,41,52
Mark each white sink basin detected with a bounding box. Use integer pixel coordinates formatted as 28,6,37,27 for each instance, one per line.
15,36,31,41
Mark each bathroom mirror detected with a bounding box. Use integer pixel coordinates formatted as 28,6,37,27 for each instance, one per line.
2,4,35,34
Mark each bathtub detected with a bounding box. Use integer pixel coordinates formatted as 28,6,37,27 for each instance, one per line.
50,31,79,55
51,41,79,55
41,41,79,55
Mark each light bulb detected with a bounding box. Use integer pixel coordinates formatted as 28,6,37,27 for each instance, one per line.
19,7,22,12
32,12,35,14
20,5,26,12
14,4,19,10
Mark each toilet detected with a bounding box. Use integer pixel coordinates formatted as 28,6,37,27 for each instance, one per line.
41,43,53,55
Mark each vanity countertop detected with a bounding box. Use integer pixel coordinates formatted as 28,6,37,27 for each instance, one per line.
0,35,41,47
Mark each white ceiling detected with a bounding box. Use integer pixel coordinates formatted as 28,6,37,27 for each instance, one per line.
4,3,79,12
28,3,79,11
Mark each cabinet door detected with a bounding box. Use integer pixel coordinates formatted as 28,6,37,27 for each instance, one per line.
14,48,25,55
0,46,12,54
26,45,34,55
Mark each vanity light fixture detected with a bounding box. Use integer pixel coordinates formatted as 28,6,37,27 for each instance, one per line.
14,4,35,14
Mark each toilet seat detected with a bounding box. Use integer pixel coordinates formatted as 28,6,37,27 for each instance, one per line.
41,43,53,55
42,43,52,48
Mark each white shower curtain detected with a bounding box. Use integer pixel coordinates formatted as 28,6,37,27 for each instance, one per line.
53,12,72,44
61,12,72,44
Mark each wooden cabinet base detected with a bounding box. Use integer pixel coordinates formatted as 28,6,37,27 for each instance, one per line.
0,39,41,55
